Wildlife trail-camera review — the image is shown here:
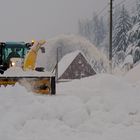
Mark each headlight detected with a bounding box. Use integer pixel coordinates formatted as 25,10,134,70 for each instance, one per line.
31,40,35,44
11,62,15,66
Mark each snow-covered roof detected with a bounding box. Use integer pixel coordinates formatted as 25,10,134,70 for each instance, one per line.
58,50,84,78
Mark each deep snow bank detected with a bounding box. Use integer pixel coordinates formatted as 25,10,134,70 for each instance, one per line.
124,63,140,83
0,73,140,140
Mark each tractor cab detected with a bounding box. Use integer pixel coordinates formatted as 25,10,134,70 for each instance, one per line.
0,42,32,74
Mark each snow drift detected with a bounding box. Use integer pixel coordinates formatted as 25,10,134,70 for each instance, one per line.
1,52,140,140
0,72,140,140
124,63,140,83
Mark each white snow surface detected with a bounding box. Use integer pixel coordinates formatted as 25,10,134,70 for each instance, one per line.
124,63,140,83
0,67,54,77
123,54,133,65
0,65,140,139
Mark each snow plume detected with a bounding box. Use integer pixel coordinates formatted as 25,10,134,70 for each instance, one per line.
39,34,109,73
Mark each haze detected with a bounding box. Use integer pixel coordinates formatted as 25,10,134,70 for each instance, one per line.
0,0,133,41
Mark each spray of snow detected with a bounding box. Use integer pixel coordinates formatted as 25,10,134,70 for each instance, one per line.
38,34,109,72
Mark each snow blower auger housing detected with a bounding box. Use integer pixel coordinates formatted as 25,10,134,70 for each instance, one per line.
0,76,56,95
0,41,56,95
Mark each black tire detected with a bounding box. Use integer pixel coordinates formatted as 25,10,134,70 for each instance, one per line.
51,77,56,95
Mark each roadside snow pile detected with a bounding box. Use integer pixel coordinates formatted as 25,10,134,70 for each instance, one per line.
1,67,54,77
0,74,140,140
124,63,140,83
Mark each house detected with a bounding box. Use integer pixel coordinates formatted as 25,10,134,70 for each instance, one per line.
58,50,96,80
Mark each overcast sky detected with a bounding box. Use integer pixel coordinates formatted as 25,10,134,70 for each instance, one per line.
0,0,134,41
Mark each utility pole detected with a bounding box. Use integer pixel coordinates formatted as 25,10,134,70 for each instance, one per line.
56,47,59,82
109,0,113,72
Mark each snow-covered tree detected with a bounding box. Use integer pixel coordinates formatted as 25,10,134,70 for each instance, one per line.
131,0,140,24
78,19,92,41
78,14,107,47
127,0,140,63
91,13,101,45
96,16,106,46
113,5,121,29
113,5,132,65
133,46,140,63
128,0,140,43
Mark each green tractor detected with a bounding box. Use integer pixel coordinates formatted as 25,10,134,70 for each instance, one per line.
0,42,32,74
0,41,56,95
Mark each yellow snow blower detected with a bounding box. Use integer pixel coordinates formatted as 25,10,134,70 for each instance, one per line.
0,40,55,95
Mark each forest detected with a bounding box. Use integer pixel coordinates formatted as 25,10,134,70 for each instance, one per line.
78,0,140,69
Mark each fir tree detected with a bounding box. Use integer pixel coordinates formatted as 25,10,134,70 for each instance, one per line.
132,0,140,24
127,0,140,63
78,14,107,47
113,5,132,64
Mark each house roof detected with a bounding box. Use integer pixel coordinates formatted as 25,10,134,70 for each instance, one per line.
58,50,83,78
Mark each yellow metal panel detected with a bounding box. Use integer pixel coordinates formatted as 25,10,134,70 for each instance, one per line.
23,50,37,70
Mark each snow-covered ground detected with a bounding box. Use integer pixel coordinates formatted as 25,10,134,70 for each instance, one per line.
0,64,140,140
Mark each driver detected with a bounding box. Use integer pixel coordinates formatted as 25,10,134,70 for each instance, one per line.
7,48,20,62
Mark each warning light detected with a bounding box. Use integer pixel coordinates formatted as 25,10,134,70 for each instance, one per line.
31,40,35,43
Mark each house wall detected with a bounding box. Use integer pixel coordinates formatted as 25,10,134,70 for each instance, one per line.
59,53,96,79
